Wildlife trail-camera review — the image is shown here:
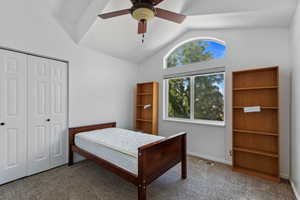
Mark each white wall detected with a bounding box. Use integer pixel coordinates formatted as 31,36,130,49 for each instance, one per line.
138,28,291,177
290,1,300,198
0,0,138,129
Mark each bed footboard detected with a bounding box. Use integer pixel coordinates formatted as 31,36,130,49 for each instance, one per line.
137,132,187,200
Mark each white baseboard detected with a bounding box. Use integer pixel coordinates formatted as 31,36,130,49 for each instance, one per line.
291,181,300,200
188,152,289,179
280,173,290,179
188,151,232,165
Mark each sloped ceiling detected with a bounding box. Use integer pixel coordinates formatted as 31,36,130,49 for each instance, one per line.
53,0,298,63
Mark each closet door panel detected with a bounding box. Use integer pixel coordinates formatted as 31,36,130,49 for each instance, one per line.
50,61,67,168
27,56,51,175
0,50,27,185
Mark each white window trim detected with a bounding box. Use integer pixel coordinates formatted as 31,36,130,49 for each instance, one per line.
163,72,226,127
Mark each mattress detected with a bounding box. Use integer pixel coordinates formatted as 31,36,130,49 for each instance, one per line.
75,128,165,175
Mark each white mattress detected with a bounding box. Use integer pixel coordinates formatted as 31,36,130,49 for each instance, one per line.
75,128,165,175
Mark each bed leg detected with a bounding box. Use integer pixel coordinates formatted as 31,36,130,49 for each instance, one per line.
138,185,147,200
182,159,187,179
181,134,187,179
68,146,74,166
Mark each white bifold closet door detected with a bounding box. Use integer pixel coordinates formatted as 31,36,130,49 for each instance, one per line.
27,55,67,176
0,50,27,185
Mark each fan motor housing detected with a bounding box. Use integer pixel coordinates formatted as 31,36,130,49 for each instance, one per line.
131,3,155,21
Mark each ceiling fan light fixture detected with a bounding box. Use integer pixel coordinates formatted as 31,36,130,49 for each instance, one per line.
132,7,155,21
98,0,186,36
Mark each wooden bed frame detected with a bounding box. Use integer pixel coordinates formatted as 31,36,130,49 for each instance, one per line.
69,122,187,200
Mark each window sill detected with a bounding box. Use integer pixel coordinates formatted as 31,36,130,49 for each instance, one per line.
163,118,225,127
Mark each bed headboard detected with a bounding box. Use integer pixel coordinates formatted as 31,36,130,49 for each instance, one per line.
69,122,116,145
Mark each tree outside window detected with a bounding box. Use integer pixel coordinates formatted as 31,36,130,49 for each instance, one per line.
168,77,191,119
194,74,224,121
167,73,224,122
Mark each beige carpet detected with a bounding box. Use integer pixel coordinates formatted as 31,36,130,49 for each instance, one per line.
0,156,296,200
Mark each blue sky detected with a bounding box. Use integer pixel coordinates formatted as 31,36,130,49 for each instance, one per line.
201,41,226,59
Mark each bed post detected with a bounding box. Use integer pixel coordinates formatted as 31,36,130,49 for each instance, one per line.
138,151,147,200
69,148,74,166
68,131,74,166
138,184,147,200
182,133,187,179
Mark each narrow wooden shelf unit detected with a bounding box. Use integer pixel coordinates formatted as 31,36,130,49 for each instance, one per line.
135,82,159,135
232,66,280,182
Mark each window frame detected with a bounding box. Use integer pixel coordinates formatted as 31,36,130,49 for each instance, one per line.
163,72,226,127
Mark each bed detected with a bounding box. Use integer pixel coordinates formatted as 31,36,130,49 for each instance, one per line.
69,122,187,200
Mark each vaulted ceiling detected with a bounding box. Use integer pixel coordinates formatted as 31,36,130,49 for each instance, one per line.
51,0,298,63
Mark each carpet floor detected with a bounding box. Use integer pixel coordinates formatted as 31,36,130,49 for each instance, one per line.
0,156,296,200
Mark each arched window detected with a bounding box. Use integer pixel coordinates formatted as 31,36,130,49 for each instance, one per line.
165,39,226,68
163,38,226,126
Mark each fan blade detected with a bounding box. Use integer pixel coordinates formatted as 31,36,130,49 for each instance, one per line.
138,20,147,34
155,8,186,24
152,0,166,6
98,9,131,19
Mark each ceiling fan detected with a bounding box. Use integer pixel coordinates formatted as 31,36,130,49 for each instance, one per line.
98,0,186,36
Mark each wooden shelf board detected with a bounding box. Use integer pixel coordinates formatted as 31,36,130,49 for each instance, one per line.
232,66,279,74
233,147,278,158
138,82,155,85
233,86,278,91
233,129,278,136
233,106,278,110
232,167,280,182
137,93,153,96
136,119,153,123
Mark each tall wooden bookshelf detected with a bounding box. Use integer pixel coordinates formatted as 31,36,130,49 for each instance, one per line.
135,82,159,135
232,66,280,182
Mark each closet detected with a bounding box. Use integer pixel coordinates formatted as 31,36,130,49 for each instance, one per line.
0,49,68,184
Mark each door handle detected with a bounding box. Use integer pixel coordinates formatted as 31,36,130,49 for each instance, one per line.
46,119,51,122
0,122,5,126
